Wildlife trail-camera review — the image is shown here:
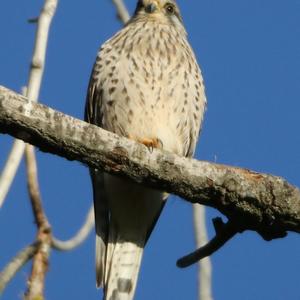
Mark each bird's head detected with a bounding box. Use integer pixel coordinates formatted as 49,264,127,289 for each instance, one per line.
133,0,183,26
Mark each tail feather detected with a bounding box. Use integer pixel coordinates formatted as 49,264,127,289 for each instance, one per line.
96,235,107,288
92,170,109,288
95,174,166,299
103,240,144,300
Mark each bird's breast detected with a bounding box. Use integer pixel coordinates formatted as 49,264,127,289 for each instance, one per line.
99,22,205,156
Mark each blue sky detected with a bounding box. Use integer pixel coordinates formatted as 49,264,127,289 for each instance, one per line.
1,1,300,299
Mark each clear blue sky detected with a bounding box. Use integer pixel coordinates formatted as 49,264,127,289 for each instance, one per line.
1,1,300,299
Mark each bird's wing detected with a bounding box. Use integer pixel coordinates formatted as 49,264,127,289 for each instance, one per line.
85,75,103,126
185,66,207,158
85,69,109,288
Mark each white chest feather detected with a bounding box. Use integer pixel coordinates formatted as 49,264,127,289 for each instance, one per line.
92,21,206,156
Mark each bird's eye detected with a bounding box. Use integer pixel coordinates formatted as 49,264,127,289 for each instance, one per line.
165,3,175,15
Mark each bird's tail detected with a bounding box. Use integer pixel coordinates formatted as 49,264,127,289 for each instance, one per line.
103,237,144,300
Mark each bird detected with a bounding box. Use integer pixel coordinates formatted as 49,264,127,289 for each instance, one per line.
84,0,206,299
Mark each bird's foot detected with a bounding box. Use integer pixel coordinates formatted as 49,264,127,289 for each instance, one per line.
130,136,163,152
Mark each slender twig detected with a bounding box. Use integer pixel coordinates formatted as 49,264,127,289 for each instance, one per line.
0,87,27,209
0,242,39,295
0,0,57,209
111,0,130,23
52,205,94,251
26,0,58,102
0,139,25,208
24,145,52,300
20,1,57,297
177,220,239,268
25,145,49,228
193,205,213,300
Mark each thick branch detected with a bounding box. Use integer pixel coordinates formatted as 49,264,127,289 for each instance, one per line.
0,85,300,242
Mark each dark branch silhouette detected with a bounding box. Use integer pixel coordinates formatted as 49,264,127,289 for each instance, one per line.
177,218,242,268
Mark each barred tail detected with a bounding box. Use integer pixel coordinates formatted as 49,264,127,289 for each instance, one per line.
103,240,144,300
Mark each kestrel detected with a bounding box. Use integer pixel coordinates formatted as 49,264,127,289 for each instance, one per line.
85,0,206,299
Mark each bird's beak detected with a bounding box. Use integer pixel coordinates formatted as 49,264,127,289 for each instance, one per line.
145,2,158,13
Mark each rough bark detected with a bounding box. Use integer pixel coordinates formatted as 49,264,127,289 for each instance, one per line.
1,85,300,242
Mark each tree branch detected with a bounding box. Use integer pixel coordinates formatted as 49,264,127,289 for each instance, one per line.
16,0,58,297
0,243,39,295
193,205,213,299
0,85,300,264
0,0,58,209
0,139,25,208
25,145,50,229
24,144,52,300
111,0,130,23
177,218,238,268
51,205,94,251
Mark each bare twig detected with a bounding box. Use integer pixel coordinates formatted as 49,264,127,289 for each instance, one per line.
26,0,58,102
177,219,238,268
0,0,57,209
24,239,51,300
52,205,94,251
0,139,25,208
20,1,57,297
111,0,130,23
25,145,49,228
1,86,299,245
193,205,213,300
0,242,39,295
24,145,52,300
